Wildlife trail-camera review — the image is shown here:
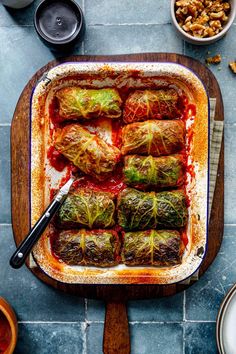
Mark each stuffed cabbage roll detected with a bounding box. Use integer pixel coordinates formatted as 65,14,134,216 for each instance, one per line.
117,188,188,230
122,230,181,266
53,229,120,267
54,124,121,180
121,120,185,156
55,87,122,120
123,89,183,123
123,154,184,189
57,189,115,229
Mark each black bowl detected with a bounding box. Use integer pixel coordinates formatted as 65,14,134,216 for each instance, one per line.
34,0,85,51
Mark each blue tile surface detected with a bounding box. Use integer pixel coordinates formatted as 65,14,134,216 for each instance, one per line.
184,323,217,354
0,126,10,223
86,323,103,354
0,1,235,352
130,323,183,354
87,323,183,354
15,323,85,354
0,225,85,321
84,24,183,55
87,293,183,322
185,226,236,321
128,292,183,321
85,0,171,25
86,299,105,321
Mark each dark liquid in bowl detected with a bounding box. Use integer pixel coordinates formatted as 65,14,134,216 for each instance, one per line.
38,1,80,42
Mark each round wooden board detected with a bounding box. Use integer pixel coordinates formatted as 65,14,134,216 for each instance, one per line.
11,53,224,300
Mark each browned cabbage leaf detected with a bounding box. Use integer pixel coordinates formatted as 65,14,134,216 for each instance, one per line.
55,87,122,120
54,124,121,180
121,120,185,156
57,189,115,229
117,188,188,230
123,89,183,123
122,229,181,266
53,229,120,267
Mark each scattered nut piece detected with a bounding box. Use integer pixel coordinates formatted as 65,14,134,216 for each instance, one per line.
175,0,231,38
206,54,222,64
229,62,236,74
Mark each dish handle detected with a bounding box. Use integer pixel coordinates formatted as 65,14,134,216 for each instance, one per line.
103,293,130,354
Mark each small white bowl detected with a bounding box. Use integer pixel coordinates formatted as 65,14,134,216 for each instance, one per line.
171,0,236,45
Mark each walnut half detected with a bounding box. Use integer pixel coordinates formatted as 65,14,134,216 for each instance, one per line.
206,54,222,64
229,62,236,74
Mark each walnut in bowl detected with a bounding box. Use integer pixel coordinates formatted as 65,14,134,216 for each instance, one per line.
171,0,236,45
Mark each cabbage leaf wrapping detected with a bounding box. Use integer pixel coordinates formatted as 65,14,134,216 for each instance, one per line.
122,229,181,266
53,229,120,267
117,188,188,230
121,120,185,156
54,124,121,180
123,89,183,123
57,189,116,229
55,87,122,120
123,154,184,189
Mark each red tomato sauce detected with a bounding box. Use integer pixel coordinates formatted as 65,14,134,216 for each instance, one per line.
72,166,126,195
0,313,11,353
47,146,69,172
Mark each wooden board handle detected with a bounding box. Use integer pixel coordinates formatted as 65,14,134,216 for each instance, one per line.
103,301,130,354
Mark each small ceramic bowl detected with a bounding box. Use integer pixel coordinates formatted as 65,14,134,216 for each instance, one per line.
171,0,236,45
216,284,236,354
34,0,85,51
0,297,18,354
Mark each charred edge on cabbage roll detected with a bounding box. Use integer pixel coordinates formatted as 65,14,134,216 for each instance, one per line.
122,229,181,266
117,188,188,231
54,124,121,181
123,154,184,190
55,87,122,120
53,229,120,267
121,120,185,156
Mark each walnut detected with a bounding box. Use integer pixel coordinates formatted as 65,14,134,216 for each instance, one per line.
175,0,231,38
205,54,222,64
229,62,236,74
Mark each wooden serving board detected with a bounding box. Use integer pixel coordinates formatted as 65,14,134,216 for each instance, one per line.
11,53,224,354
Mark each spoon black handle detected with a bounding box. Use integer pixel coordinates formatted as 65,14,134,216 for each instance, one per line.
10,198,62,269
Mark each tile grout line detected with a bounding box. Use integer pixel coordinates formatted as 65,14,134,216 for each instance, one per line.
0,21,234,29
83,299,88,354
183,290,186,322
18,321,81,324
87,22,172,26
0,22,172,28
18,319,216,325
0,123,11,127
81,41,85,55
183,322,186,354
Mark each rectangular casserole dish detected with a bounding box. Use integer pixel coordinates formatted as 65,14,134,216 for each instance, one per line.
31,62,209,284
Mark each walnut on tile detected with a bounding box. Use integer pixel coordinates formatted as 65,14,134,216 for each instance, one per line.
206,54,222,64
229,62,236,74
